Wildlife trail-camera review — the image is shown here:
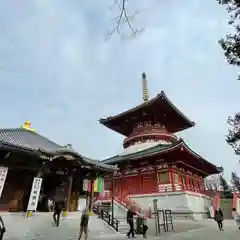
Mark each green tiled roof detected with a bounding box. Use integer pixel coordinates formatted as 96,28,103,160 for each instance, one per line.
102,142,175,164
101,139,221,175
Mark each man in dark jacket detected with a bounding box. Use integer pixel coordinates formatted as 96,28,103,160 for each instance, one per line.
53,201,62,227
127,205,136,239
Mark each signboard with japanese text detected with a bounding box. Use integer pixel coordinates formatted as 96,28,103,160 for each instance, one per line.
27,177,42,211
0,167,8,198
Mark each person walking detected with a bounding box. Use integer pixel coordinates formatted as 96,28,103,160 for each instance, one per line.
78,206,89,240
141,211,148,238
0,216,6,240
53,200,62,227
218,208,224,230
214,209,224,231
232,208,240,230
48,196,53,212
127,205,136,239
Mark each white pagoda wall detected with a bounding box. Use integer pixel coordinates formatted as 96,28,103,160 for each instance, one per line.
130,191,211,220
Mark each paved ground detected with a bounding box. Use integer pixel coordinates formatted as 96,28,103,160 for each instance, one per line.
0,213,240,239
1,213,115,239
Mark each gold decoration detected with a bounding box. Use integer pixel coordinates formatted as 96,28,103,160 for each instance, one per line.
20,121,36,132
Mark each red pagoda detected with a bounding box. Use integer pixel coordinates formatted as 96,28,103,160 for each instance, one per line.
100,73,220,217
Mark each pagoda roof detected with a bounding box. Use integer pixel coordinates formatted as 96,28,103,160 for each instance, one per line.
0,128,116,172
101,139,220,175
100,91,195,136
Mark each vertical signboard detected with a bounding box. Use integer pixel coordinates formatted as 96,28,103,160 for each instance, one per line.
27,177,42,211
0,167,8,198
82,179,89,192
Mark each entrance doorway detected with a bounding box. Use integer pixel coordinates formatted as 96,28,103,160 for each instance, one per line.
0,169,35,212
38,174,68,212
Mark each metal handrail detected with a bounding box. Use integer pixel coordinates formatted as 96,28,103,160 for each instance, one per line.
92,205,119,232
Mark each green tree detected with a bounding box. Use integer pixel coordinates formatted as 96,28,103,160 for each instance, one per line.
231,172,240,191
219,175,233,198
218,0,240,80
226,114,240,155
218,1,240,157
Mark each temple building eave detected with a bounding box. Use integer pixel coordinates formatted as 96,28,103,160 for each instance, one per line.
101,139,220,176
99,91,195,136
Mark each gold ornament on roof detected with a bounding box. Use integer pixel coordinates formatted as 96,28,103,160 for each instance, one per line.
142,72,149,102
20,121,36,132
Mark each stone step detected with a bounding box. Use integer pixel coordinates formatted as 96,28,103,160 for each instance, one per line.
118,223,129,233
118,224,129,228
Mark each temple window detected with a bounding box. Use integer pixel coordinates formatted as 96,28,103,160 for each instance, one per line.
104,181,111,190
179,175,183,184
174,173,179,183
179,174,186,185
183,176,186,185
189,179,194,188
157,172,170,183
191,179,196,190
196,181,200,190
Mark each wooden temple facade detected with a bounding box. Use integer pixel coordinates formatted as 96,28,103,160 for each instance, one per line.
100,73,220,200
0,122,116,212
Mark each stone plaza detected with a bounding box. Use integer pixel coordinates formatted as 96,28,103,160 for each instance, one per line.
1,212,240,240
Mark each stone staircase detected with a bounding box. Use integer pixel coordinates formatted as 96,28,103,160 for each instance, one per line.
116,218,129,234
95,193,147,233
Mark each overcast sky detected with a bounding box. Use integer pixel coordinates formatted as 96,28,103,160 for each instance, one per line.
0,0,239,179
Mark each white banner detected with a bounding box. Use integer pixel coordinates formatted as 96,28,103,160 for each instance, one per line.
0,167,8,198
82,179,89,192
27,177,42,211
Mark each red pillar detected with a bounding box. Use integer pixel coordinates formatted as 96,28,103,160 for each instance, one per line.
185,174,189,190
233,192,238,210
179,174,184,191
169,168,175,192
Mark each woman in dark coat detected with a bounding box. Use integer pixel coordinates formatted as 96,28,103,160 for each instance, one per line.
127,205,136,239
214,209,224,231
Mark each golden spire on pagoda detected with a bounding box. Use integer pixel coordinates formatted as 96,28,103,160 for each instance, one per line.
142,72,149,102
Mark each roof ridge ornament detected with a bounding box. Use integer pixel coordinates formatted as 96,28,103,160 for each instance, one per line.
20,121,36,132
142,72,149,102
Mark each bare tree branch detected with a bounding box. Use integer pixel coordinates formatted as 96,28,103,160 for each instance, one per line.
107,0,143,39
